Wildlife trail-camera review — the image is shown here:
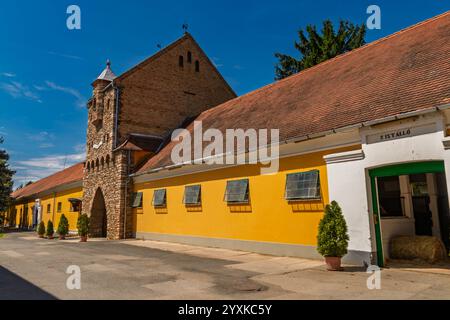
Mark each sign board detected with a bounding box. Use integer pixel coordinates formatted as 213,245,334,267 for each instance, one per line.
366,123,436,144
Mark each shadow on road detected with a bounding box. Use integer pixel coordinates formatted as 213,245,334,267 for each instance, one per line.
0,266,57,300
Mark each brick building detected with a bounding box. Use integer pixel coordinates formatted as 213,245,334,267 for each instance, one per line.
83,32,236,239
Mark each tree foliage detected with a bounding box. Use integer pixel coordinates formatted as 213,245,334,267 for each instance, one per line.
46,220,54,237
275,20,366,80
77,214,90,237
317,201,349,258
37,221,46,236
57,214,70,236
0,137,15,213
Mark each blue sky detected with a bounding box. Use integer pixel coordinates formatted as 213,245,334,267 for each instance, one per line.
0,0,448,187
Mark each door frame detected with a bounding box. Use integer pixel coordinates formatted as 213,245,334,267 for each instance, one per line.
369,161,446,267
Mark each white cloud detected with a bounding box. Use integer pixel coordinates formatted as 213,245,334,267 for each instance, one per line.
45,81,86,108
0,81,42,103
212,57,224,68
38,143,55,149
13,152,85,188
1,72,16,78
48,51,83,61
27,131,55,142
73,143,86,153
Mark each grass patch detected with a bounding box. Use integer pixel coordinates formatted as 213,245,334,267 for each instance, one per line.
0,233,4,239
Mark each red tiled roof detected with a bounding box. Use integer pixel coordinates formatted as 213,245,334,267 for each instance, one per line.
138,12,450,174
12,163,84,200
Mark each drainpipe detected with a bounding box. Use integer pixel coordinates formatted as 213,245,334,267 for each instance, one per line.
123,150,131,239
113,82,121,149
52,192,56,223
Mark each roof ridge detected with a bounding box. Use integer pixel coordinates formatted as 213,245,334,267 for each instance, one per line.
201,10,449,115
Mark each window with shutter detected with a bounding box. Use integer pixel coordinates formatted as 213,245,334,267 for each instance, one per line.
184,185,201,205
153,189,167,207
285,171,321,201
224,179,249,204
131,192,143,208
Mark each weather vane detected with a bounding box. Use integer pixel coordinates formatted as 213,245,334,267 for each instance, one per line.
182,23,189,33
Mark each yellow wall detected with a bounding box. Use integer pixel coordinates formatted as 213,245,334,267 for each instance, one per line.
40,188,83,231
133,146,359,246
10,187,82,232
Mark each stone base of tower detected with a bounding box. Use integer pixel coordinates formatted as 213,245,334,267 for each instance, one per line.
82,151,134,240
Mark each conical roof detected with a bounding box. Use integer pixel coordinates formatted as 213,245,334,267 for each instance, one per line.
96,60,117,82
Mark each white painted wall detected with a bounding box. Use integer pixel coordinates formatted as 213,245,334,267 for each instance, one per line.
326,113,450,263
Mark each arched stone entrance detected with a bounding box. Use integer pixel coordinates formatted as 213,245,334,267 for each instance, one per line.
90,188,107,238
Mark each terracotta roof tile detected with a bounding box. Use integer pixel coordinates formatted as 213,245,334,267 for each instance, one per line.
138,12,450,174
12,162,84,200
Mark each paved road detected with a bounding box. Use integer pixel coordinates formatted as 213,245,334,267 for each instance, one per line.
1,232,450,300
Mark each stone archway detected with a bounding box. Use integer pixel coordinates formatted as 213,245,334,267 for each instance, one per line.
90,188,107,238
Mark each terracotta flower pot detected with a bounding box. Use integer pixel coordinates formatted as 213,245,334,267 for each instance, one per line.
59,235,66,240
80,236,88,242
325,257,343,271
38,235,45,239
47,235,54,240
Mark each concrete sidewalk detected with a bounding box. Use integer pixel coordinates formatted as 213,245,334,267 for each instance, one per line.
1,232,450,300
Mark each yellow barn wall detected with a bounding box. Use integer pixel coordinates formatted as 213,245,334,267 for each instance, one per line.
133,145,359,247
40,188,83,232
9,187,82,231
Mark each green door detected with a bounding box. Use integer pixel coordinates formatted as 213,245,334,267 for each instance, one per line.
369,161,446,267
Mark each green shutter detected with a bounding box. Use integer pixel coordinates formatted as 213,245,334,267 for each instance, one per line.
132,192,143,208
184,185,201,205
153,189,167,207
225,179,249,204
285,171,321,200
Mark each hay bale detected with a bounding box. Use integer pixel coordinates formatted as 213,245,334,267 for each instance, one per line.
390,236,447,263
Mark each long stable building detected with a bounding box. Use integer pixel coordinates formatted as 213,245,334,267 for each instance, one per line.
6,12,450,266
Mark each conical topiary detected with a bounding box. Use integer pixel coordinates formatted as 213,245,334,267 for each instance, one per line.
57,214,69,239
46,220,54,239
77,214,90,241
37,221,45,238
317,201,349,258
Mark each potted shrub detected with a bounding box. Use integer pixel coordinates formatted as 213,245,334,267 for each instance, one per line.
317,201,349,271
37,221,45,238
46,220,55,240
77,214,90,242
57,214,70,240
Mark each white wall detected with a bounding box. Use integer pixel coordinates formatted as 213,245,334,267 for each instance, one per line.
325,113,450,264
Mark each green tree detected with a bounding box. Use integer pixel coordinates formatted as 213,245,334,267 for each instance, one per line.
57,214,70,237
46,220,54,238
0,137,15,213
275,20,366,80
37,221,46,237
317,201,349,258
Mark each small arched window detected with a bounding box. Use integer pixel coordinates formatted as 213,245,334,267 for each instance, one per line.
195,60,200,72
179,55,184,68
87,162,91,172
187,51,192,63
